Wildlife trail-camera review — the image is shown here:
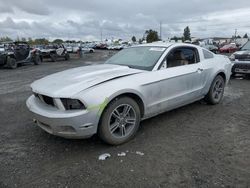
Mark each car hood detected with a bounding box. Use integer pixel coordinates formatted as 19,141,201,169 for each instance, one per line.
31,64,144,98
234,50,250,55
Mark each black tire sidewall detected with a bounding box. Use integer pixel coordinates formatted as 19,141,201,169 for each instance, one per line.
34,55,41,65
65,54,70,60
7,57,17,69
50,54,57,62
98,97,141,145
206,75,225,105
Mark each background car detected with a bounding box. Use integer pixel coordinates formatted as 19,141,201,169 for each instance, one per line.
203,44,219,54
65,45,73,53
82,45,95,53
72,44,80,53
0,44,5,52
41,44,70,62
219,43,238,53
95,43,108,49
0,42,42,69
230,41,250,78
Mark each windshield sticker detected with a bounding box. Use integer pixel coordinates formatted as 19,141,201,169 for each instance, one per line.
149,47,165,52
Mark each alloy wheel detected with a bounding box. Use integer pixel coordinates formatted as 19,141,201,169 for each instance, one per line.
212,78,224,102
108,104,136,138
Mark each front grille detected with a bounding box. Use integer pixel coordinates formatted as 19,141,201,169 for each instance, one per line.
235,54,250,61
233,63,250,70
34,93,55,107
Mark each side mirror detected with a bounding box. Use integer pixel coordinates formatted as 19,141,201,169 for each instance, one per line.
160,60,167,70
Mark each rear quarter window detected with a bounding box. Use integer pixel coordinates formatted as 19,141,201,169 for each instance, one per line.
203,49,214,59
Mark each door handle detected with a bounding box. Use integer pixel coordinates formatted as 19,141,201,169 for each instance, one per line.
197,68,204,72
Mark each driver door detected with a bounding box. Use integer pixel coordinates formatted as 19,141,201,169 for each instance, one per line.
142,46,205,116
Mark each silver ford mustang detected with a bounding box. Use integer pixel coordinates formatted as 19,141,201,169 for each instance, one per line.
26,43,232,145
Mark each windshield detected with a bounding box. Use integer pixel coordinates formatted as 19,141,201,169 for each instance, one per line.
241,41,250,50
105,46,166,70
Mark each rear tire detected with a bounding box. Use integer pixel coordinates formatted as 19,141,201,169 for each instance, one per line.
65,53,70,60
34,55,41,65
245,74,250,80
7,57,17,69
98,97,141,145
50,54,57,62
205,75,225,105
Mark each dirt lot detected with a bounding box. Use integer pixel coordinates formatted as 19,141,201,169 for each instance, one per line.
0,50,250,188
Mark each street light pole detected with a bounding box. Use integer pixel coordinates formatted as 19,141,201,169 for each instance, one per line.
234,29,237,42
160,21,162,41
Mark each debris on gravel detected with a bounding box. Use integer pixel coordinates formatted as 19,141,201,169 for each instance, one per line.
98,153,111,161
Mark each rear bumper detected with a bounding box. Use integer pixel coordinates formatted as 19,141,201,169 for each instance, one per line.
26,95,99,139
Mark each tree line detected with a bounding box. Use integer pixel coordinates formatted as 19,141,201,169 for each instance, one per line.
132,26,249,44
1,27,249,45
0,37,81,45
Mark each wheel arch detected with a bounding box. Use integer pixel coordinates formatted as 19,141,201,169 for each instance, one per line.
216,71,226,82
112,92,145,117
98,91,146,127
202,69,228,99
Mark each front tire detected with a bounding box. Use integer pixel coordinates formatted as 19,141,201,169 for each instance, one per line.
98,97,141,145
205,75,225,105
7,57,17,69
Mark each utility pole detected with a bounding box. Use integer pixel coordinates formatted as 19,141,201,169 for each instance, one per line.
234,29,237,42
100,27,103,42
159,21,162,41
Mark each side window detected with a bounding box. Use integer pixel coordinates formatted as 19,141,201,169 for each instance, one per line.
166,47,199,68
203,49,214,59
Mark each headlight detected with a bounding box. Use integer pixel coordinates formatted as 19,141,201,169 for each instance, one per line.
229,54,235,61
61,98,85,110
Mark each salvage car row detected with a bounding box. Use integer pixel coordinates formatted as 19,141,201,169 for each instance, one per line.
0,42,42,69
1,40,250,79
0,42,98,69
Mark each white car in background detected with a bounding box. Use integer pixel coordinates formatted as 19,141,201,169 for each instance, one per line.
82,45,95,53
27,43,232,145
66,46,73,53
0,44,5,52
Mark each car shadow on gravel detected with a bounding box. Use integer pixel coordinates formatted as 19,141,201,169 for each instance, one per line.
28,99,207,152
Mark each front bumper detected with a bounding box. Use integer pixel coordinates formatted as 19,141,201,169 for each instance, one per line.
26,95,99,139
232,60,250,74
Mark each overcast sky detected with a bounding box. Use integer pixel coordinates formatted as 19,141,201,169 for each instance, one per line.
0,0,250,41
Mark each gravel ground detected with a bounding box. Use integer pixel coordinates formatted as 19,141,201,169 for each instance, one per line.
0,50,250,188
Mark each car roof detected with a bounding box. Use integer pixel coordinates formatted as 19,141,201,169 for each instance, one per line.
138,42,173,48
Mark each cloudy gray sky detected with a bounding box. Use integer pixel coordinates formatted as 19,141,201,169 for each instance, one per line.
0,0,250,41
